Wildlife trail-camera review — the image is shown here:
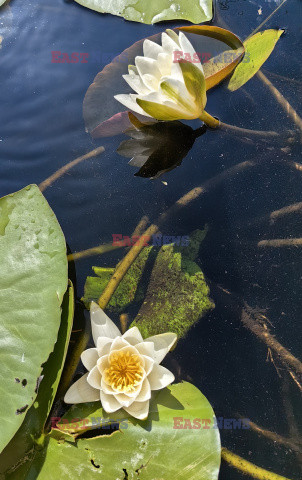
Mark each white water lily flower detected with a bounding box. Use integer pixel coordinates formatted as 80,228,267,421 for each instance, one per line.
114,29,219,128
64,302,177,420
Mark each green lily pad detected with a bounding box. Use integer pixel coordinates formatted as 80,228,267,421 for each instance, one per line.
74,0,212,24
228,29,284,91
0,185,68,454
8,382,221,479
0,281,74,476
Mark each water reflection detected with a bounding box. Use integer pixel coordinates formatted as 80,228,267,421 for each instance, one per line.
117,120,206,178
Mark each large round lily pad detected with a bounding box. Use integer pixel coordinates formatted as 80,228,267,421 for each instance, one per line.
14,382,221,479
0,185,68,454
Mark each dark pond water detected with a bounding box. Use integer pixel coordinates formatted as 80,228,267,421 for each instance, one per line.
0,0,301,478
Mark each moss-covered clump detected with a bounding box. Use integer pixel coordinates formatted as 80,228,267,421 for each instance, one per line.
82,247,153,313
131,229,214,338
82,228,214,339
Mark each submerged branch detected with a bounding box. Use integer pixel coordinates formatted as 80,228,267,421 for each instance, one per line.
246,419,302,455
39,146,105,192
270,202,302,223
241,305,302,378
221,447,293,480
258,238,302,247
98,160,255,309
67,242,120,262
67,215,150,262
257,71,302,135
262,69,302,87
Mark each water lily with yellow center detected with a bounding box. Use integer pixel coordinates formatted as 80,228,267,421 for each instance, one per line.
64,302,176,420
114,29,219,128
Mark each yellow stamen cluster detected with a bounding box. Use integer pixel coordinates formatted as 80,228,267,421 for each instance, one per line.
104,350,144,393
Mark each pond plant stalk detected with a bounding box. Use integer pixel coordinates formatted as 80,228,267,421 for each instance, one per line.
39,146,105,192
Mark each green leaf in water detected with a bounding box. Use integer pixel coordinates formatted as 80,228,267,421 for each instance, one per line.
0,185,68,454
228,29,284,92
10,382,220,480
0,281,74,476
74,0,212,25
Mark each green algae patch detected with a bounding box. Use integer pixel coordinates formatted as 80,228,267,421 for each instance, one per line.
82,246,154,313
131,229,215,338
83,228,214,339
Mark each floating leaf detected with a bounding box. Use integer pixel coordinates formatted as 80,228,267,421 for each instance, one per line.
74,0,212,25
10,382,220,480
0,282,74,475
83,27,244,137
178,26,244,90
228,29,284,91
0,185,68,454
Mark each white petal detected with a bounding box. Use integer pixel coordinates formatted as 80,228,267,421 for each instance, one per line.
101,377,115,395
145,332,177,363
64,373,100,404
171,60,185,83
161,32,179,54
122,327,143,346
123,400,149,420
142,355,154,376
81,348,99,371
114,93,151,117
97,354,110,374
135,341,155,358
135,56,161,80
148,364,175,390
90,302,121,345
113,393,136,408
100,390,123,413
122,73,150,95
110,336,131,352
97,337,113,357
143,39,163,59
140,73,159,91
87,365,102,390
178,31,204,73
135,378,151,402
156,52,172,76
